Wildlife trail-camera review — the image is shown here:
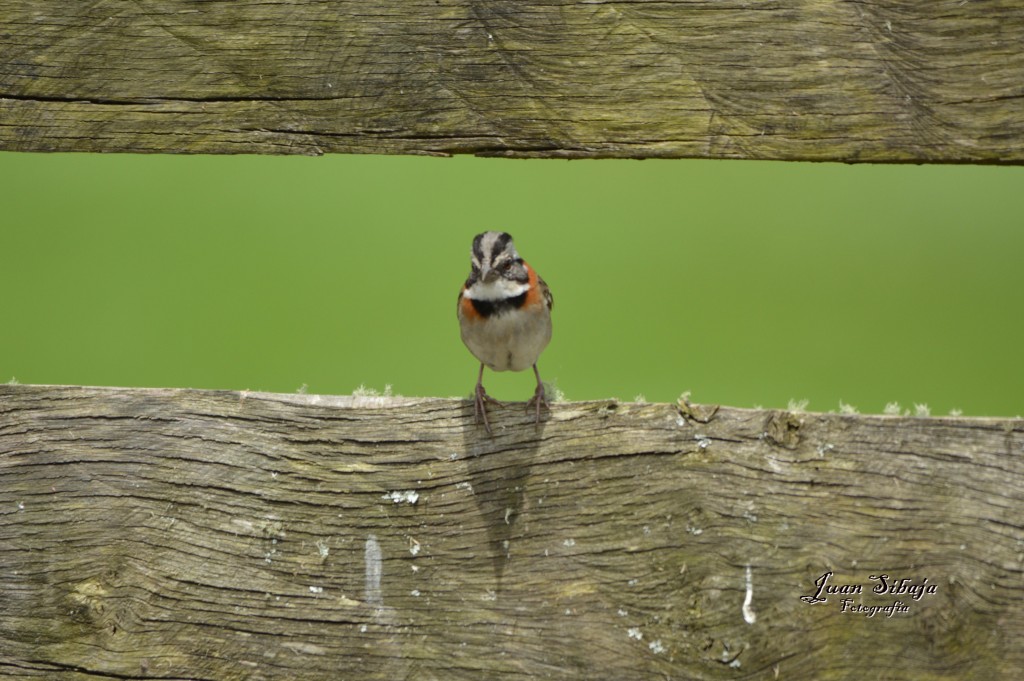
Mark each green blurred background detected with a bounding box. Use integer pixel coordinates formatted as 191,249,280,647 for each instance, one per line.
1,153,1021,416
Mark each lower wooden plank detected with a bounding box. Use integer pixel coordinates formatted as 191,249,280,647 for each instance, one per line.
1,385,1022,679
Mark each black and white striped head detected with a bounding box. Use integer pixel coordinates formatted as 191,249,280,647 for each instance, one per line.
465,231,530,300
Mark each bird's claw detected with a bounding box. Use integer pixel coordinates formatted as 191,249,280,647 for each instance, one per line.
525,382,549,430
474,382,502,435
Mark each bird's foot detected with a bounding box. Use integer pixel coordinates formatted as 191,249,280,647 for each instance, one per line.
474,382,505,435
525,381,549,430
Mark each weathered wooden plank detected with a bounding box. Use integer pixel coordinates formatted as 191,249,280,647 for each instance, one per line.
1,1,1022,161
1,384,1022,680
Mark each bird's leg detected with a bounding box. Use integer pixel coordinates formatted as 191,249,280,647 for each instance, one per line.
525,363,549,429
474,363,505,435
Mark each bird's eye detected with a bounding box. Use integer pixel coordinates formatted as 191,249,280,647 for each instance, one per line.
501,260,512,271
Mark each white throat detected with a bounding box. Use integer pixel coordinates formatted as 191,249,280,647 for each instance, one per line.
466,278,529,301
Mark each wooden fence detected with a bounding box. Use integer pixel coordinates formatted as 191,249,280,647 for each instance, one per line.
2,384,1022,679
2,1,1023,161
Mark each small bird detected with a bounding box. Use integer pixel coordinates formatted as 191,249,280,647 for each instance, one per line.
457,231,553,434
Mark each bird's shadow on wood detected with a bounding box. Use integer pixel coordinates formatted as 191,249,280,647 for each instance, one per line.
460,401,547,590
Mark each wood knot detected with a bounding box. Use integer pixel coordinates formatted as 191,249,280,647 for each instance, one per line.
65,569,137,638
677,396,719,424
764,412,802,449
67,578,110,625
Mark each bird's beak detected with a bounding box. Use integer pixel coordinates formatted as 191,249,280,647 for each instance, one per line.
482,267,500,284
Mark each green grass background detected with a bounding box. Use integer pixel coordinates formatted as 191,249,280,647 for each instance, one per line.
1,153,1021,416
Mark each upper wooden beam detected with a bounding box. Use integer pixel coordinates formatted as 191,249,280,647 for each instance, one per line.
1,1,1023,161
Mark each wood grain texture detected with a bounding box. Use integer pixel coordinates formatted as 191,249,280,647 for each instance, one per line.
2,384,1023,680
1,1,1022,161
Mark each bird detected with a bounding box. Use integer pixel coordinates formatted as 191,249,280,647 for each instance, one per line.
457,231,553,434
